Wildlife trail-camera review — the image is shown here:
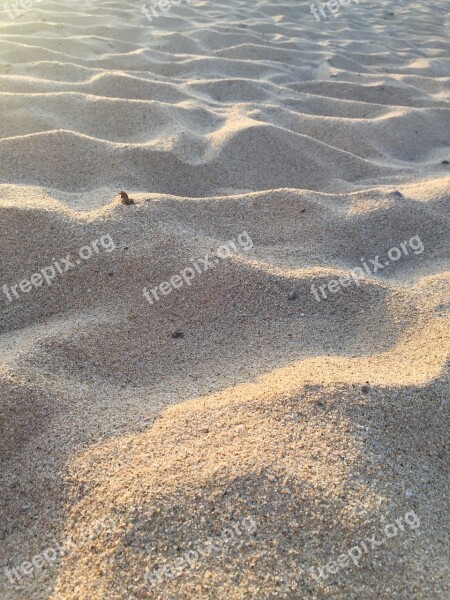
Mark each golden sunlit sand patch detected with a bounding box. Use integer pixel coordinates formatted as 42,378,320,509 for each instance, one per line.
0,0,449,598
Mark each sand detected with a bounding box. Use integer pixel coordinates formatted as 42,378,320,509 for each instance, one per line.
0,0,449,598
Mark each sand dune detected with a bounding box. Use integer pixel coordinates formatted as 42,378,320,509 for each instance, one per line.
0,0,449,598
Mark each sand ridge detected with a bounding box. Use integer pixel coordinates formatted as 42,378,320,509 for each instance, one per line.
0,0,449,598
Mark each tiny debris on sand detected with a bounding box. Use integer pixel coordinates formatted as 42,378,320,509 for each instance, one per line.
119,191,134,205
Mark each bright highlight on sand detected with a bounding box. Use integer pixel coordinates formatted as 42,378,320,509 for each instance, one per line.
0,0,448,599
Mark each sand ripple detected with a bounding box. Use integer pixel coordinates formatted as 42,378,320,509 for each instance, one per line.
0,0,449,598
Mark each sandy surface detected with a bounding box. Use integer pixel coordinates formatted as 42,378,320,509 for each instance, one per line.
0,0,449,598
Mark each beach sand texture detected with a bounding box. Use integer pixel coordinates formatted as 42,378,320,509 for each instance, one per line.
0,0,449,598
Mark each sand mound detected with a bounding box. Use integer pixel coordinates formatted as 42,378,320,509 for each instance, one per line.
0,0,449,598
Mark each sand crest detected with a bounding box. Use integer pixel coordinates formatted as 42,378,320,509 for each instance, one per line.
0,0,449,598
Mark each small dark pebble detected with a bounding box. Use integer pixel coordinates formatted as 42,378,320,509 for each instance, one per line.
108,271,114,276
361,385,370,394
300,208,306,213
441,160,449,165
171,331,184,339
392,190,403,198
123,246,129,251
288,290,299,301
